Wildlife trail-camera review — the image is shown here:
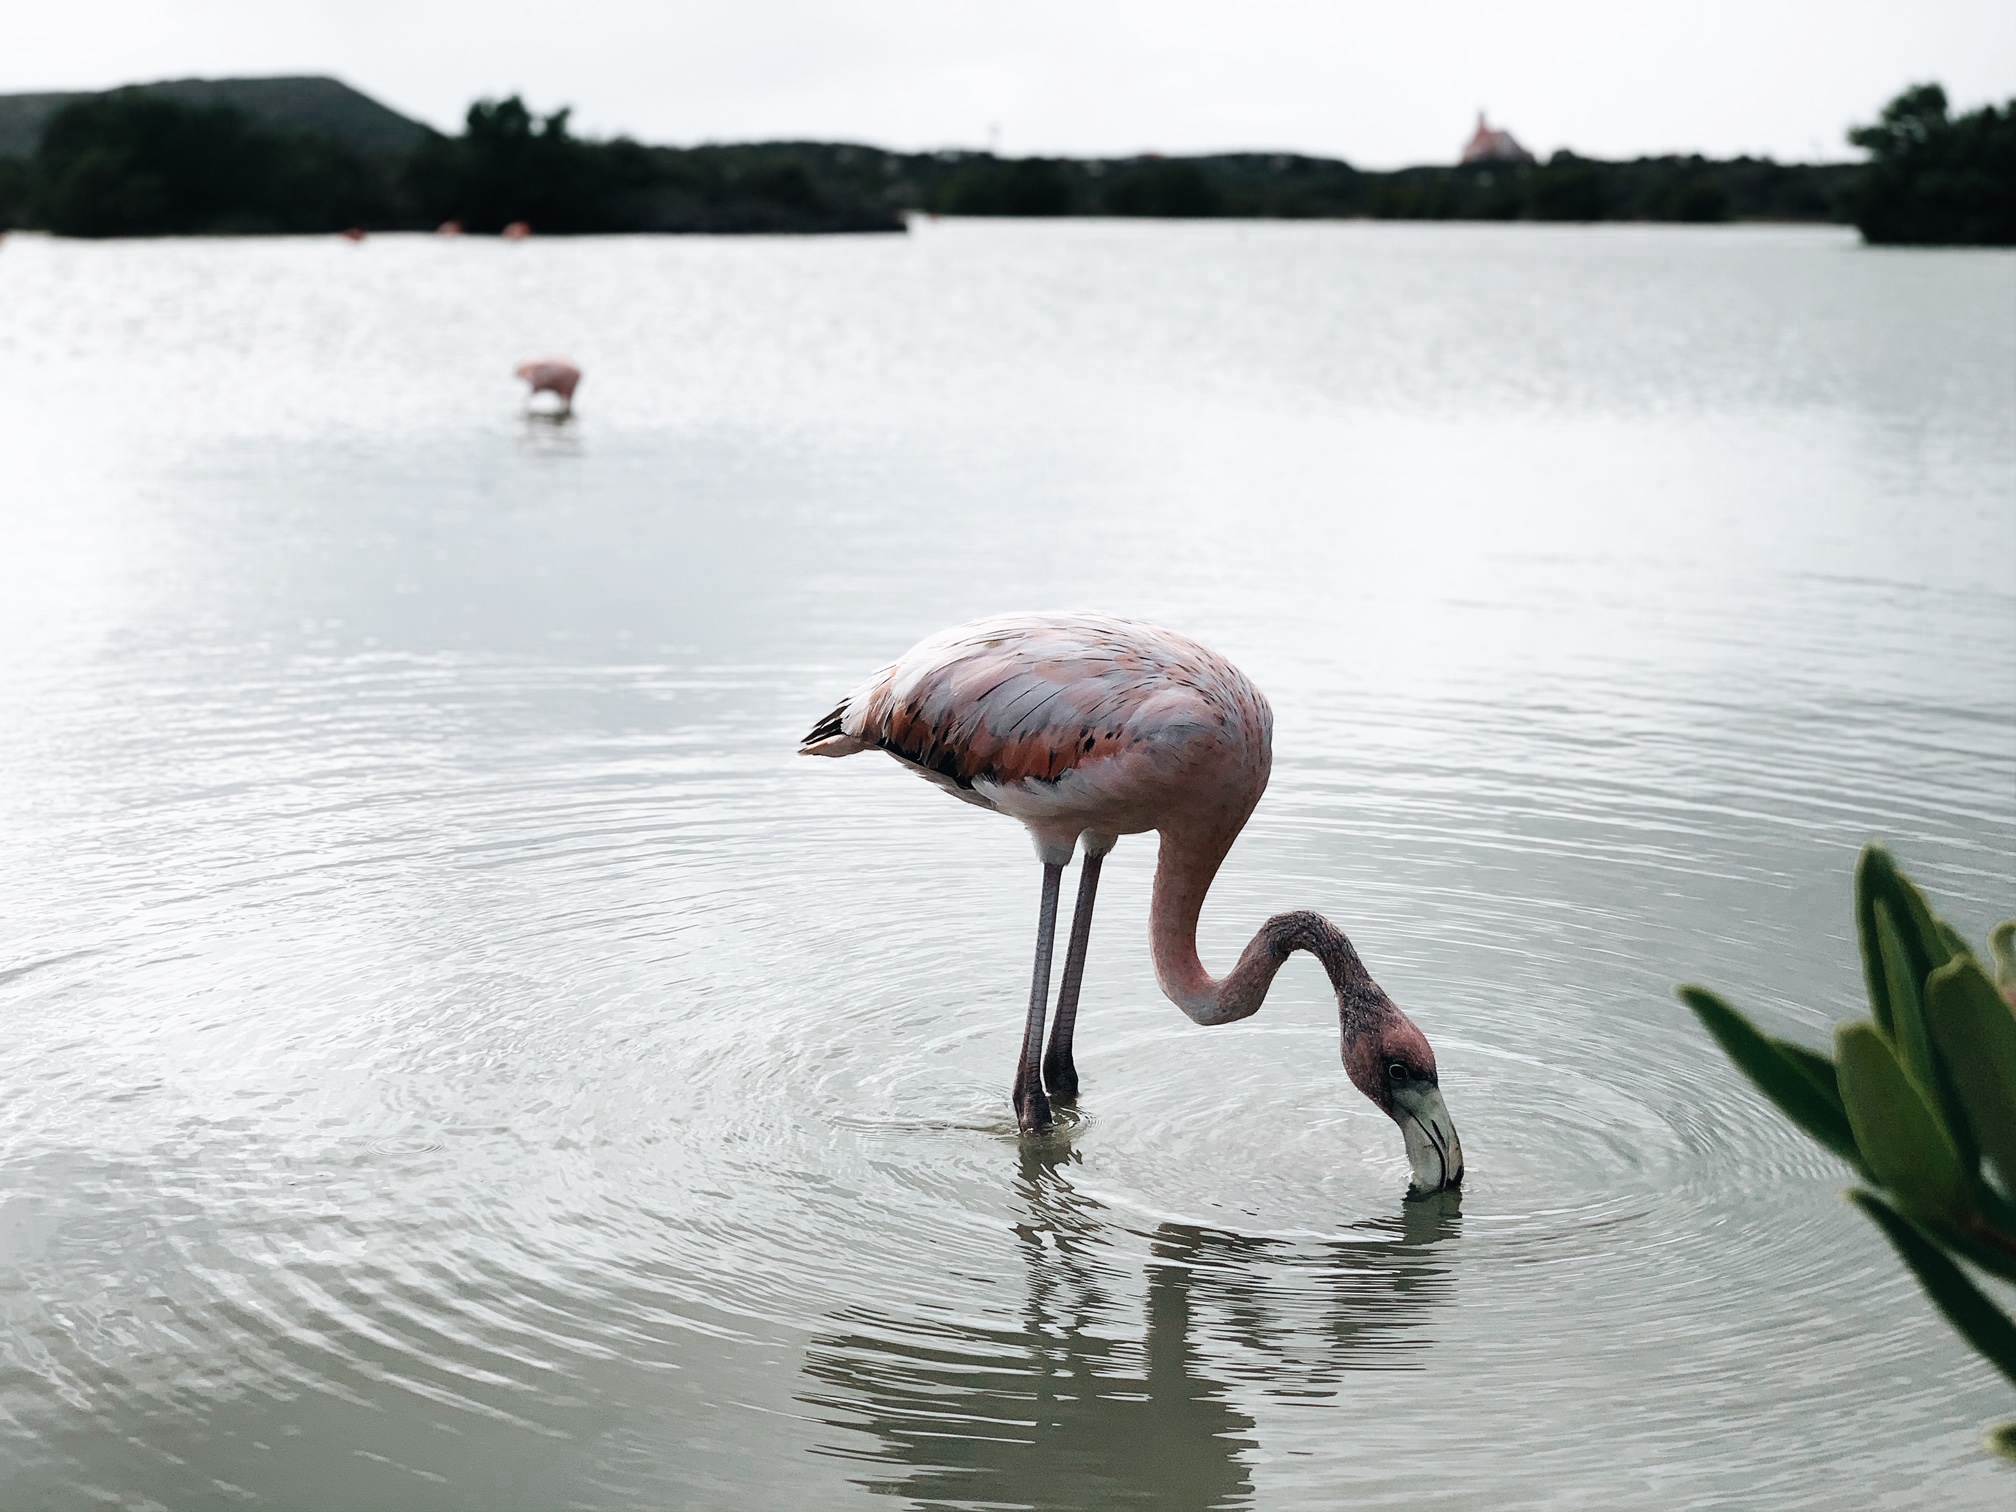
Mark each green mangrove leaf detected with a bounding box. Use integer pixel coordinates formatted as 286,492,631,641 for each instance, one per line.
1859,851,1980,1174
1859,855,1898,1039
1836,1023,1969,1221
1925,957,2016,1190
1991,921,2016,996
1680,987,1861,1169
1937,920,1979,967
1777,1038,1845,1108
1878,845,1959,969
1856,844,1956,1038
1877,901,1940,1097
1975,1206,2016,1254
1920,1213,2016,1286
1849,1190,2016,1388
1988,1420,2016,1462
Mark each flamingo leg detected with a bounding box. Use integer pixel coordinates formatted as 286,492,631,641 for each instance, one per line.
1013,862,1064,1134
1042,852,1103,1104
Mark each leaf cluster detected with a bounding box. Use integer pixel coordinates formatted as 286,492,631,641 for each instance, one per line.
1682,844,2016,1457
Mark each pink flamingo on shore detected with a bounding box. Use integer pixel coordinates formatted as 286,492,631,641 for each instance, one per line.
802,612,1464,1194
514,357,581,415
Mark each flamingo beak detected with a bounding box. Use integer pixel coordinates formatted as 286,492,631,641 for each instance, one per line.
1392,1083,1464,1195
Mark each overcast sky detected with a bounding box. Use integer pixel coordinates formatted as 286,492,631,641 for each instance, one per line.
9,1,2014,166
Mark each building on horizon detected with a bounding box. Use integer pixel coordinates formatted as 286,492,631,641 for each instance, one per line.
1460,113,1535,166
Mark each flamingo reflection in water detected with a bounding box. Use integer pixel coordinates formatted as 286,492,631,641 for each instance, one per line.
801,1144,1460,1510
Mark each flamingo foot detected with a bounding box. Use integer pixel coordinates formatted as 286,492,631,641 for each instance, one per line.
1041,1048,1078,1106
1013,1078,1054,1134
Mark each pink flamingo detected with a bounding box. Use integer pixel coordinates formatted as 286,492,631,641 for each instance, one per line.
514,357,581,415
802,612,1464,1193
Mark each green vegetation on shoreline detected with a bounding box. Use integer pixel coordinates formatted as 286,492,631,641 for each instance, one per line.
0,78,2007,244
1,90,905,237
1683,846,2016,1458
913,149,1855,224
1845,85,2015,245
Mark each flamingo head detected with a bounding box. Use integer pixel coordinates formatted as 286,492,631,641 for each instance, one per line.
1343,1004,1464,1196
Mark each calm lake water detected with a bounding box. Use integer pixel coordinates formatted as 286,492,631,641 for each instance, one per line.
0,220,2012,1510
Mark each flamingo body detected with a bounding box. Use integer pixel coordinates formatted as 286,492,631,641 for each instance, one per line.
803,613,1270,864
514,357,581,412
804,613,1464,1193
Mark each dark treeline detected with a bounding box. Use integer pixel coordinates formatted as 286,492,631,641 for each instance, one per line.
24,92,388,236
0,91,904,236
1844,84,2015,245
0,82,2008,244
402,98,903,233
916,151,1854,224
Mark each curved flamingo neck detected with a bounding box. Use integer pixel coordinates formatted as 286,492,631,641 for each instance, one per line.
1149,827,1386,1028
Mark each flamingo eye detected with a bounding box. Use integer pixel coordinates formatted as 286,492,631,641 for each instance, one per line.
1387,1062,1408,1083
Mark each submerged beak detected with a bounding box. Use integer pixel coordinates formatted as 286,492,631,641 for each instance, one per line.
1392,1083,1464,1195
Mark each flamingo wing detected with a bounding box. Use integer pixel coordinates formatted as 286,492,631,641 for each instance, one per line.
799,613,1262,796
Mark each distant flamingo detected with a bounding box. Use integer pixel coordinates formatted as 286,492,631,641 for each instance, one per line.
514,357,581,415
802,612,1464,1193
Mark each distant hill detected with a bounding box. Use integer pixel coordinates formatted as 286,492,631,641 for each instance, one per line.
0,76,427,160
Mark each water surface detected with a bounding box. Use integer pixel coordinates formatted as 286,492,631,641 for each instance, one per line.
0,221,2012,1509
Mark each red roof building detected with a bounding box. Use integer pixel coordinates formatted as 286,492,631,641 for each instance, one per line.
1461,113,1535,166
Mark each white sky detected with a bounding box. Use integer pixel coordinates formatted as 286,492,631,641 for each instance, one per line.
8,1,2014,166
